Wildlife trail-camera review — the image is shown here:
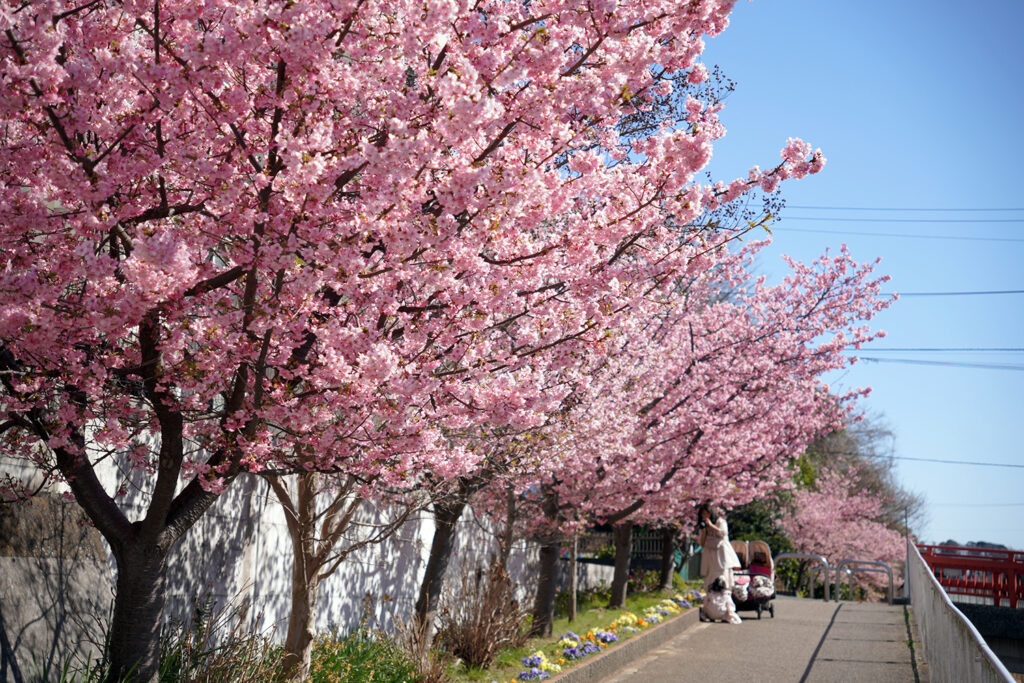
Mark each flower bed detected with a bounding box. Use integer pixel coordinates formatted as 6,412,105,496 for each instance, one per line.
497,589,703,682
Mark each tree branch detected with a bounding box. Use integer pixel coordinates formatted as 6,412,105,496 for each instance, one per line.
139,309,186,541
480,243,557,266
182,265,246,298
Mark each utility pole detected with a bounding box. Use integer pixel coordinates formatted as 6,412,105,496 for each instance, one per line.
904,506,911,601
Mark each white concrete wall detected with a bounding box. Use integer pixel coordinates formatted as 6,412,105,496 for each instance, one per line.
1,451,549,676
153,473,542,636
0,557,113,683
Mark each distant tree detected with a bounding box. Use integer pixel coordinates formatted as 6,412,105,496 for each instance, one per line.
803,419,926,535
731,417,922,594
779,464,905,583
728,498,795,556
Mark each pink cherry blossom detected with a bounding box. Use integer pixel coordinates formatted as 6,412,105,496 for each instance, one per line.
0,1,850,678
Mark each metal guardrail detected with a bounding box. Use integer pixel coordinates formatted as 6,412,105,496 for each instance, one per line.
835,566,892,604
772,552,831,601
908,540,1015,683
833,558,894,605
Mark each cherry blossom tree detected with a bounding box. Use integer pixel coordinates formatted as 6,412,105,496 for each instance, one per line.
1,0,826,678
510,244,893,629
779,465,906,592
264,472,430,680
409,426,537,655
802,420,926,533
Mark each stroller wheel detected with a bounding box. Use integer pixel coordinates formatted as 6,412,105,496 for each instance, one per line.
770,603,775,618
756,605,762,619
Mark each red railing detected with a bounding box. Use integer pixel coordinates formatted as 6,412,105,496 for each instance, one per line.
917,544,1024,608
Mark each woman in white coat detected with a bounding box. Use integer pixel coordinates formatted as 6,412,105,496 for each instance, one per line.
697,502,741,590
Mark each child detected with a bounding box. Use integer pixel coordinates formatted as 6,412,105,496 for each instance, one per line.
700,577,742,624
749,551,771,577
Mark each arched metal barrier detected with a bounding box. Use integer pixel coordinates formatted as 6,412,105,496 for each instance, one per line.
833,558,893,605
772,552,831,601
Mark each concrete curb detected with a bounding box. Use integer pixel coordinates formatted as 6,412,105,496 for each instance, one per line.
548,608,700,683
906,605,931,683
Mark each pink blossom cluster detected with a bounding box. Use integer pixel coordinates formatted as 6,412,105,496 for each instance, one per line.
0,0,891,573
780,466,905,586
0,0,835,503
474,243,893,540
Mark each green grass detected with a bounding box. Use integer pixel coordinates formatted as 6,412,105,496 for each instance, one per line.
309,629,420,683
448,585,699,683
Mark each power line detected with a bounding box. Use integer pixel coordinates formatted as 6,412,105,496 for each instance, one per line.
891,455,1024,469
789,216,1024,225
787,205,1024,212
855,357,1024,371
773,227,1024,243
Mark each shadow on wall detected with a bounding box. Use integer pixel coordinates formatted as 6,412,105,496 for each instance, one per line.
0,493,114,683
247,482,541,637
0,469,543,673
126,471,542,641
162,475,292,637
317,502,541,636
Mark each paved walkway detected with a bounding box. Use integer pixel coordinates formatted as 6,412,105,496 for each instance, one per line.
601,596,922,682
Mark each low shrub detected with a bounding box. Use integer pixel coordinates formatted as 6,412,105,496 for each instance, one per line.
437,564,529,669
626,568,662,594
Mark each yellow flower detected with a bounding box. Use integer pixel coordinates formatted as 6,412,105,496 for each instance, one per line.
615,612,639,626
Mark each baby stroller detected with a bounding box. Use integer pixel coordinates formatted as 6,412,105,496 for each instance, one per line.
730,540,776,619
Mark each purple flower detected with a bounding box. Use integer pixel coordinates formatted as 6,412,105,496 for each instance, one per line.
521,654,543,668
562,646,585,660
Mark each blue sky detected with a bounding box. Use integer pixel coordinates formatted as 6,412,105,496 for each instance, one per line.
701,0,1024,549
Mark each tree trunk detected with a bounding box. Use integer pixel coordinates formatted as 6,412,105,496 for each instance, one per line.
796,559,809,597
105,543,168,683
281,572,320,681
496,484,517,573
413,498,468,634
608,523,632,609
276,472,320,683
529,541,559,637
658,527,676,592
528,487,561,637
568,534,578,622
